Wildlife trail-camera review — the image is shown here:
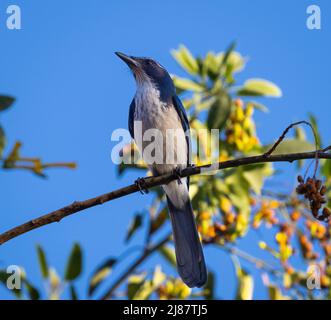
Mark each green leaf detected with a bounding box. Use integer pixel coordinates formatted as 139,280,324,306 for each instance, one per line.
194,96,216,112
88,258,116,296
204,271,215,300
218,50,245,74
264,139,315,155
36,245,49,278
149,207,168,235
48,267,61,299
237,79,282,97
295,127,307,169
322,157,331,178
126,213,143,242
207,92,231,131
132,281,154,300
220,42,237,68
226,171,250,214
232,256,254,300
65,243,82,281
242,164,273,195
172,76,204,92
0,270,7,283
203,52,221,80
226,51,245,73
171,45,199,75
225,171,251,236
24,280,40,300
158,245,177,267
70,284,78,300
295,127,306,141
308,113,322,148
127,273,147,300
268,285,291,300
237,269,254,300
0,126,5,158
247,101,269,113
0,95,15,112
132,266,166,300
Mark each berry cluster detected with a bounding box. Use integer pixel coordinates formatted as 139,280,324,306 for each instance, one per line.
296,175,331,222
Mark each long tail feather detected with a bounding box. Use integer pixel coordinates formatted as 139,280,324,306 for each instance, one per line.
165,183,207,288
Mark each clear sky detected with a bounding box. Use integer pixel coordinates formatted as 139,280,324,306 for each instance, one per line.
0,0,330,299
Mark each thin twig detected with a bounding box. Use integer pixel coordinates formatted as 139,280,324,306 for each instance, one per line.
0,150,330,246
263,121,320,177
264,121,316,156
225,246,281,274
99,233,171,300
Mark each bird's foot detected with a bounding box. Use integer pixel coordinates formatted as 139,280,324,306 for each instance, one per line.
173,166,183,185
135,177,149,194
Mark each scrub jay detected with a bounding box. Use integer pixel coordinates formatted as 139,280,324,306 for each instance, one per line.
116,52,207,288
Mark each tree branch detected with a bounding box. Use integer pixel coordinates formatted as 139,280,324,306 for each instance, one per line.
99,233,171,300
0,150,330,246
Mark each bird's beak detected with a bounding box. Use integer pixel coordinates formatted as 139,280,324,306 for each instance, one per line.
115,52,139,69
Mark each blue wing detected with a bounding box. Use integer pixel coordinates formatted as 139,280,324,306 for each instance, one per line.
172,95,190,134
172,95,191,188
128,99,135,139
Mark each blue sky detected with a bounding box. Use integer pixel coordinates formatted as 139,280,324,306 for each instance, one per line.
0,0,330,299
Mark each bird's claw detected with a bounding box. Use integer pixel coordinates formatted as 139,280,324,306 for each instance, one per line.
135,177,149,194
173,167,183,185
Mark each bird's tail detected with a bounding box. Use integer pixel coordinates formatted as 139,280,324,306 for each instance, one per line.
165,181,207,288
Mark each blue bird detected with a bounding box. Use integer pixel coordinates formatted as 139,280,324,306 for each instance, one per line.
116,52,207,288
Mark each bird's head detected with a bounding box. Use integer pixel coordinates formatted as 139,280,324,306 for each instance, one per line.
115,52,174,98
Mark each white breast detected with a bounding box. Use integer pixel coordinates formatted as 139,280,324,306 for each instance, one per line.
133,80,188,175
134,81,166,125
